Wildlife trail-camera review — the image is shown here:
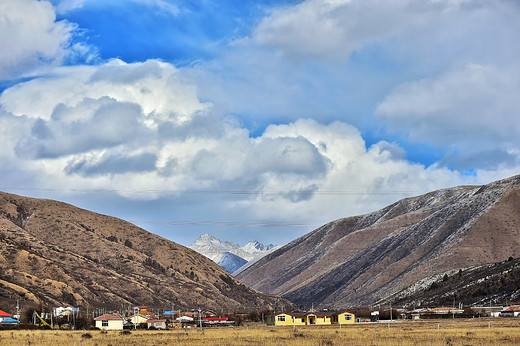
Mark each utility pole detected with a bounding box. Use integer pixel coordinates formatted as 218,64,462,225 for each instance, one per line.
198,308,202,328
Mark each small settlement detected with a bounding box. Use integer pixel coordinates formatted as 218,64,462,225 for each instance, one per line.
3,303,520,330
93,306,232,330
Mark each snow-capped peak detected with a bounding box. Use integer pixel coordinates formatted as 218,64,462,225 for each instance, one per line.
189,234,278,273
191,233,239,252
241,240,275,253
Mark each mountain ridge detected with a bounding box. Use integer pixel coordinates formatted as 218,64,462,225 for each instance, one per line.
237,174,520,308
0,191,291,312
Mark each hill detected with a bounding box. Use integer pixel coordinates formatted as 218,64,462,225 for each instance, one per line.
387,256,520,307
0,191,291,312
236,174,520,308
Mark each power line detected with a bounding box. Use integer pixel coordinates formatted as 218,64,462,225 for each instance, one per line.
130,220,319,227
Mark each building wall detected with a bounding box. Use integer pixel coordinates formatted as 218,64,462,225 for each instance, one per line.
130,315,149,324
290,315,307,325
308,314,332,325
337,312,355,324
274,314,299,326
148,321,166,329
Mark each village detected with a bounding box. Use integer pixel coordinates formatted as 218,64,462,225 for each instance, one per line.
1,304,519,330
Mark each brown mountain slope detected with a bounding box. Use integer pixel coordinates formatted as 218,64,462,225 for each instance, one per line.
236,174,520,308
0,191,291,311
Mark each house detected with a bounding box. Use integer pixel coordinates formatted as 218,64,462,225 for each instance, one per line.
269,311,355,326
130,314,150,324
271,312,308,326
407,307,465,319
130,314,154,328
0,310,13,322
430,307,464,315
500,306,520,317
175,315,194,322
94,314,125,330
146,318,167,329
0,310,19,325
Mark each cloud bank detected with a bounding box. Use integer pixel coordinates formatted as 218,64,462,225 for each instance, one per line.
1,0,519,244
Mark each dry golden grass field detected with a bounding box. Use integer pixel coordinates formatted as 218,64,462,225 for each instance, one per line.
1,318,519,345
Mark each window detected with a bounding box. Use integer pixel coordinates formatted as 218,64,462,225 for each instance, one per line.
344,314,352,320
101,320,109,327
277,315,285,322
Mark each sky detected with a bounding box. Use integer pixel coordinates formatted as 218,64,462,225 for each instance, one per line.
1,0,519,246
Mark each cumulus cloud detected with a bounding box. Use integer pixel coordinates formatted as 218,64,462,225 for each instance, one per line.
0,58,483,225
65,152,158,176
2,0,520,237
253,0,469,62
0,59,208,122
0,0,79,80
15,97,147,159
376,64,520,168
252,0,520,64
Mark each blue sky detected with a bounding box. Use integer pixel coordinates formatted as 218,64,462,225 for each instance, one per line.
1,0,519,246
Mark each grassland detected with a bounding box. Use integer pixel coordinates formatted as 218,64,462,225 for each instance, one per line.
1,318,519,345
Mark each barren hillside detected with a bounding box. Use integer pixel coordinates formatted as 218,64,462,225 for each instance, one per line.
0,191,291,312
237,174,520,308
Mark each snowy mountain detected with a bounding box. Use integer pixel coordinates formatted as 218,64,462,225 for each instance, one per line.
189,234,276,273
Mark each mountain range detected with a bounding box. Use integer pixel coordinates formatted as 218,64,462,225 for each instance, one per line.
189,234,276,273
0,191,292,312
236,174,520,308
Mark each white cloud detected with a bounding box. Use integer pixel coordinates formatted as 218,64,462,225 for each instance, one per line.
0,59,208,123
252,0,519,64
376,63,520,168
3,0,520,237
0,58,492,226
0,0,78,80
253,0,448,61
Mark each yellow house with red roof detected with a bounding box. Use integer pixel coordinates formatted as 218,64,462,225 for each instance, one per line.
269,311,355,326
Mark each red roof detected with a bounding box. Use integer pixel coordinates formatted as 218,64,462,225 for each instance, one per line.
502,306,520,312
0,310,12,317
147,319,166,323
94,314,124,320
203,317,228,321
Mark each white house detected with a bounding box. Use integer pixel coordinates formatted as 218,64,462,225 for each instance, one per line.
501,306,520,317
94,314,125,330
147,318,167,329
